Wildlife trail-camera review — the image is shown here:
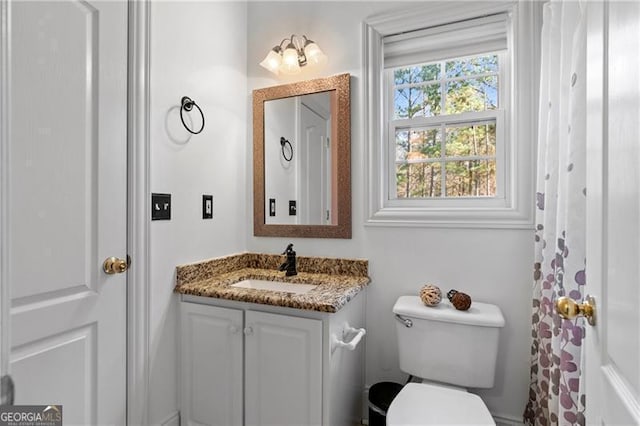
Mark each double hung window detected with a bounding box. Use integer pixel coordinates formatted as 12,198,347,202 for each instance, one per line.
389,53,504,200
364,5,537,227
384,14,509,207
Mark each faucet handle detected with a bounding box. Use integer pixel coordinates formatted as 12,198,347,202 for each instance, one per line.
282,243,294,255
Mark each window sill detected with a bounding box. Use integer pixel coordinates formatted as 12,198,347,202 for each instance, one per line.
365,205,534,229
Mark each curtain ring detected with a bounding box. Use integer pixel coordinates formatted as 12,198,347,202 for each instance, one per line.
280,137,293,161
180,96,205,135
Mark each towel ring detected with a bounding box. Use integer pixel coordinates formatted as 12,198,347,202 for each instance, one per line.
180,96,205,135
280,137,293,162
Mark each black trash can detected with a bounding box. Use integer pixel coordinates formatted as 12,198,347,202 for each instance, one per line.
368,382,404,426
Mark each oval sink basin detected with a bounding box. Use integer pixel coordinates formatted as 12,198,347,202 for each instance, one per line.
230,279,318,295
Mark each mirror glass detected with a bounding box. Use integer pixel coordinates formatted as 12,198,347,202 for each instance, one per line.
264,92,332,225
253,74,351,238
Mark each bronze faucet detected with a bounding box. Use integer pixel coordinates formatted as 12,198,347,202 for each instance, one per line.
279,243,297,276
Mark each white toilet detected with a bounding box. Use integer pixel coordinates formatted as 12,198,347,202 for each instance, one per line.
387,295,505,425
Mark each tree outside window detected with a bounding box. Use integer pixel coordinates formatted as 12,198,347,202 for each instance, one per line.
390,54,500,199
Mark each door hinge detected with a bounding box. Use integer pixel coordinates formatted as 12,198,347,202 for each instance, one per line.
1,375,14,406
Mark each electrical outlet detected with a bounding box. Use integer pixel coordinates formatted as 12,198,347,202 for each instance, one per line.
151,193,171,220
269,198,276,217
203,195,213,219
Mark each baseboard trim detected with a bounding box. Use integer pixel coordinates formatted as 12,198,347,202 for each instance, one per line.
492,412,524,426
159,410,180,426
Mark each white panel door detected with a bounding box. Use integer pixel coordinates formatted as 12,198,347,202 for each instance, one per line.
244,310,322,426
5,1,127,424
585,1,640,424
180,303,243,426
298,103,330,225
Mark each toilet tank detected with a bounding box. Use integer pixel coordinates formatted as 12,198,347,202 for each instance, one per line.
393,295,505,388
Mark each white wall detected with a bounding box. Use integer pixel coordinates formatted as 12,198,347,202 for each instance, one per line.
246,2,536,423
149,2,247,424
264,97,297,224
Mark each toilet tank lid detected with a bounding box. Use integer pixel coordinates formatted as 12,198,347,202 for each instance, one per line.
393,295,505,327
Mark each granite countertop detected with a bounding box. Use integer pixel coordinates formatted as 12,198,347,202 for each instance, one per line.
174,252,370,313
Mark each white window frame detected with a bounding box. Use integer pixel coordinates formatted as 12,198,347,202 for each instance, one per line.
386,53,507,206
363,1,541,228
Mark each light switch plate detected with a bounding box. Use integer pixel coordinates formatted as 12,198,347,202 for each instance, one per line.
203,195,213,219
269,198,276,217
152,193,171,220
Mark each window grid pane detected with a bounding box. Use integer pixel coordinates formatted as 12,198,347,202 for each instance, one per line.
445,122,496,157
392,54,500,120
396,162,442,198
394,119,497,199
394,64,441,85
395,127,442,162
444,160,496,197
445,54,499,78
392,53,500,199
445,76,498,114
394,84,442,118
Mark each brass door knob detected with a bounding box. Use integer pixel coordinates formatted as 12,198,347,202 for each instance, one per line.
555,295,596,326
103,256,129,274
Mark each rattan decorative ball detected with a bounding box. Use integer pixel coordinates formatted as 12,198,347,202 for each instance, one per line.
419,284,442,307
447,289,472,311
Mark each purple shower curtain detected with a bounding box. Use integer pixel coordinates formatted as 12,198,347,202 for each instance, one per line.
524,1,587,425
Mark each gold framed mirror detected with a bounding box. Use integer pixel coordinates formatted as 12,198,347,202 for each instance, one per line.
253,73,351,238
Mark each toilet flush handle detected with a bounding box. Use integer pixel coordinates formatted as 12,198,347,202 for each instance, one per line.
394,314,413,328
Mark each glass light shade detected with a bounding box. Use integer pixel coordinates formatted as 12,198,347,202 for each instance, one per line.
304,42,327,65
279,45,301,75
259,49,282,75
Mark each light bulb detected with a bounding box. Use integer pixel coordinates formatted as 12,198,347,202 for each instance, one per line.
303,41,327,65
279,43,301,75
259,48,282,75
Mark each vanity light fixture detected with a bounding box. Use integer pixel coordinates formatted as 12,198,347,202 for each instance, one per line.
259,34,327,76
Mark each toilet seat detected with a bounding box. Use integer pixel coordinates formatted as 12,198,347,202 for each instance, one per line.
386,383,495,425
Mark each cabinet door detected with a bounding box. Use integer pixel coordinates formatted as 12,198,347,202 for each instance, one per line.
245,310,323,426
181,303,243,426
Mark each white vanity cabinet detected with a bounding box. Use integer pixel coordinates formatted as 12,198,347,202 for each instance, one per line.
180,303,244,426
244,310,323,425
180,292,365,426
